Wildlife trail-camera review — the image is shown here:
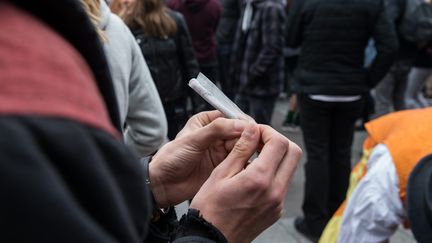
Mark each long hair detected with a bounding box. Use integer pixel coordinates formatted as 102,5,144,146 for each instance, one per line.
80,0,108,42
113,0,177,38
109,0,127,16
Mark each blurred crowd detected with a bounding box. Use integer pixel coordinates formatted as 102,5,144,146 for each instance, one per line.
2,0,432,243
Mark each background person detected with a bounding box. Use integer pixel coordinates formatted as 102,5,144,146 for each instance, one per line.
0,2,302,243
320,108,432,243
215,0,242,100
229,0,286,125
167,0,222,113
286,0,398,240
81,0,168,156
404,42,432,109
112,0,199,140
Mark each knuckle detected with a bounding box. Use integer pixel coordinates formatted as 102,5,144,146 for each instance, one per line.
268,188,284,207
190,112,202,120
233,139,250,154
254,162,267,174
290,142,303,156
245,174,269,191
211,117,226,130
280,137,290,148
271,139,288,154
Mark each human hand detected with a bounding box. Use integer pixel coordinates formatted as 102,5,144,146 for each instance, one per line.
149,110,250,208
190,123,302,243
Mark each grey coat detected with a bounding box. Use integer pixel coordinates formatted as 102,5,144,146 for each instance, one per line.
99,1,168,156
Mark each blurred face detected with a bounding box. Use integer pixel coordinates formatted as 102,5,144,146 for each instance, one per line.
120,0,136,14
122,0,136,8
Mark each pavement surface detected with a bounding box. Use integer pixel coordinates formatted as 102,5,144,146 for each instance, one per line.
176,98,416,243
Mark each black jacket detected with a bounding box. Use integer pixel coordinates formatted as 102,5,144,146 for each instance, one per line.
216,0,242,45
286,0,398,95
132,10,199,102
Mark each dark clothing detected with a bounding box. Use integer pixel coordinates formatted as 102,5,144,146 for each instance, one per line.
216,0,242,45
286,0,396,236
216,0,242,99
298,95,364,235
413,45,432,68
385,0,416,60
168,0,222,64
217,43,236,99
373,0,414,117
0,117,151,243
230,0,285,96
235,93,278,124
1,1,226,242
132,10,199,138
374,59,411,116
132,10,199,102
286,0,398,94
163,97,189,140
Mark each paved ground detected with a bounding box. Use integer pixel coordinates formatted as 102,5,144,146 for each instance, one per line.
176,98,416,243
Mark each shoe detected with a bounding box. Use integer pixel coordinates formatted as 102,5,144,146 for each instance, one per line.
294,217,320,243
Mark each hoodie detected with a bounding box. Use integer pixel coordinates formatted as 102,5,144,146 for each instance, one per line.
98,0,168,156
167,0,222,63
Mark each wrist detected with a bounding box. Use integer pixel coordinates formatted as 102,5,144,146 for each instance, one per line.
142,156,170,209
148,162,170,208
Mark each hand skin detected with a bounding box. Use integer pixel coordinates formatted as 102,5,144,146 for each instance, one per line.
149,110,250,208
190,123,302,243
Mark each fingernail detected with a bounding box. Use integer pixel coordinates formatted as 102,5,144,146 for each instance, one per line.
242,123,256,139
234,120,247,132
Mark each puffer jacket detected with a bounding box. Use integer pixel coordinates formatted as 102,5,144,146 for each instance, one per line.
287,0,398,95
132,10,199,102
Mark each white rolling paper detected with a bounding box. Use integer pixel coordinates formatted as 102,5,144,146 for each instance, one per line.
189,73,253,122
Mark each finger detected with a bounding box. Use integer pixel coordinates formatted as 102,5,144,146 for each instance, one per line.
224,138,239,152
247,125,289,177
176,110,224,138
275,141,302,193
194,110,226,125
225,139,263,153
186,117,249,151
215,123,260,178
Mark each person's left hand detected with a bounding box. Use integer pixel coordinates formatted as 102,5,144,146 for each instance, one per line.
149,110,250,208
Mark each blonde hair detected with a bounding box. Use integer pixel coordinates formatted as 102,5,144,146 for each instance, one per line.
80,0,108,42
112,0,177,38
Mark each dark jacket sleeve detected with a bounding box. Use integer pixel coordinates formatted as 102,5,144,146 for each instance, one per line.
384,0,405,23
173,236,218,243
175,12,200,80
172,209,228,243
367,0,398,87
285,0,304,48
249,3,285,78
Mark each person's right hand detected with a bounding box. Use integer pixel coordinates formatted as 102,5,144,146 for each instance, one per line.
190,123,302,243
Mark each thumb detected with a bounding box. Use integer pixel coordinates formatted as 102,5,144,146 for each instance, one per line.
215,123,260,178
